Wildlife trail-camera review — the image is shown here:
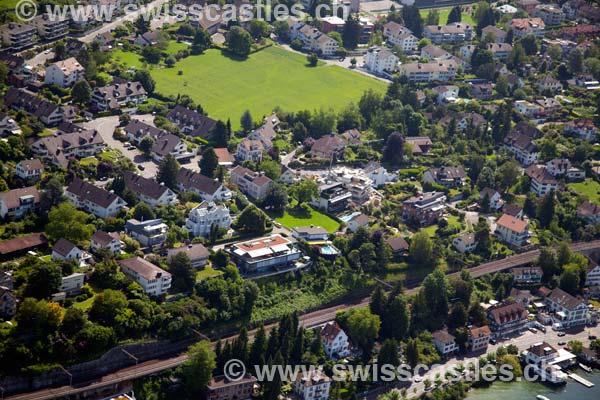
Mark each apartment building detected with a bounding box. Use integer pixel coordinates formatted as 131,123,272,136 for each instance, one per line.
91,81,148,111
495,213,530,246
0,22,37,49
14,159,43,182
66,177,127,218
401,191,447,227
487,301,529,338
512,266,543,284
185,201,232,238
207,375,256,400
533,4,565,26
502,132,539,166
320,322,351,359
119,257,172,296
432,330,458,356
177,168,232,202
311,182,352,214
229,166,273,200
123,172,178,207
44,57,84,87
364,46,399,75
382,21,418,53
167,105,217,139
226,234,302,274
32,14,69,41
0,186,40,220
525,165,558,197
423,23,474,44
293,370,331,400
509,18,545,39
544,288,589,328
398,60,457,83
468,325,491,352
31,129,105,168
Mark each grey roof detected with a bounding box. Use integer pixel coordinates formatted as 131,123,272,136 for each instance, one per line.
53,238,78,257
67,177,122,208
124,172,169,200
177,168,224,195
167,243,209,261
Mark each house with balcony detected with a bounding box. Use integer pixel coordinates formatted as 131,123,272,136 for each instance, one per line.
293,369,331,400
66,177,127,218
90,230,123,254
533,4,565,25
177,168,232,202
293,226,329,242
320,322,351,359
32,14,69,41
544,288,589,329
0,186,40,220
481,25,507,43
123,172,178,207
311,182,352,214
0,22,37,49
31,129,105,168
525,165,558,197
398,60,458,83
424,23,473,44
236,138,264,163
382,21,418,53
422,166,466,188
125,219,168,248
4,88,65,126
167,105,217,140
364,46,399,75
432,329,458,356
185,201,231,238
60,273,86,296
91,81,147,111
509,18,545,39
45,57,84,88
229,166,273,200
495,213,530,246
402,191,447,227
468,325,491,352
15,159,43,182
119,257,171,296
564,119,598,142
503,132,539,166
226,234,302,274
487,301,529,338
512,266,543,284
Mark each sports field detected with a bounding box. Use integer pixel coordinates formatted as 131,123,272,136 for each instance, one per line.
113,46,387,125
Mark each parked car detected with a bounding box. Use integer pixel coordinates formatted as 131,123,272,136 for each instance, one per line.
137,165,145,171
557,331,566,337
529,327,538,333
589,335,597,340
558,341,566,346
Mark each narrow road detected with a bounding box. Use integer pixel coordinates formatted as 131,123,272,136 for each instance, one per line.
6,240,600,400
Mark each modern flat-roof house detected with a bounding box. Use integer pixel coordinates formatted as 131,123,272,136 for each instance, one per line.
0,22,37,49
311,182,352,214
487,301,529,338
60,273,85,296
185,201,232,238
292,226,329,241
207,375,256,400
495,213,530,247
123,172,178,207
544,288,588,329
119,257,172,296
15,159,43,182
125,219,168,248
44,57,84,87
32,14,69,41
229,166,273,200
91,81,147,111
66,177,127,218
432,329,458,356
167,243,210,269
91,230,123,254
226,234,302,274
177,168,232,202
402,191,447,227
31,129,105,168
0,186,40,220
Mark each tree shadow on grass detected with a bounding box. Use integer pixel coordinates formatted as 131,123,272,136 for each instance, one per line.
219,48,249,62
286,206,312,219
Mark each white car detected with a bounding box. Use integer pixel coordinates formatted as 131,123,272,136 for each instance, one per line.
413,376,423,383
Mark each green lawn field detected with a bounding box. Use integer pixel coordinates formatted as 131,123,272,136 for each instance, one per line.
568,178,600,203
272,206,340,233
113,46,387,126
419,8,475,26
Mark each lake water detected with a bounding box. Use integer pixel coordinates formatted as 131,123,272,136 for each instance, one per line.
466,369,600,400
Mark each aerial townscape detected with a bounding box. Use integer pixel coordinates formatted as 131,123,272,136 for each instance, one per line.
2,0,600,399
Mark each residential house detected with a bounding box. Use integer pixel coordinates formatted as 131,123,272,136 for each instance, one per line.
525,165,558,196
206,375,257,400
31,129,105,168
279,165,296,185
0,287,17,319
177,168,232,202
503,203,525,220
497,4,519,13
365,163,397,187
544,288,589,328
487,301,529,337
486,43,513,61
538,75,561,92
293,226,329,242
577,201,600,225
32,14,68,41
0,112,21,136
536,97,561,114
185,201,232,238
229,166,273,200
52,238,82,262
515,100,543,117
290,22,339,56
503,132,539,166
512,266,543,284
424,23,473,44
167,243,210,269
546,159,584,181
66,177,127,218
0,22,37,49
405,136,433,155
236,138,264,163
347,213,371,233
15,159,43,181
510,288,534,307
564,119,597,142
481,25,507,43
509,18,545,39
470,82,494,100
125,219,168,248
585,257,600,287
432,330,458,356
122,119,165,144
60,273,85,296
364,46,399,74
248,120,277,152
533,4,565,25
434,85,459,105
382,21,418,53
521,341,560,365
167,105,217,139
402,192,447,227
422,166,466,188
226,234,302,274
293,369,331,400
479,187,504,210
90,230,122,254
398,60,458,83
495,213,530,246
386,236,409,258
0,186,40,220
123,120,189,161
516,0,540,13
452,233,478,254
421,44,453,61
310,135,347,159
0,233,48,261
119,257,172,296
214,148,234,167
91,81,147,111
321,322,351,359
123,172,178,207
468,325,491,352
134,31,161,46
4,87,64,126
311,182,352,214
44,57,84,87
